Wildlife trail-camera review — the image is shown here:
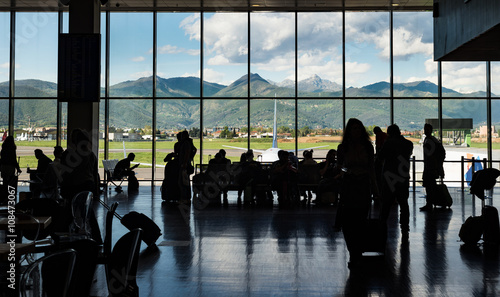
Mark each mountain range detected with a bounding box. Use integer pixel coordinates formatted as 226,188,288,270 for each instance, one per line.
0,74,497,131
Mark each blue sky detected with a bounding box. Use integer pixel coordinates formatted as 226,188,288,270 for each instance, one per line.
0,11,496,94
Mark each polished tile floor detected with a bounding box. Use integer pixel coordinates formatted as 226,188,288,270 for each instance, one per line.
88,186,500,297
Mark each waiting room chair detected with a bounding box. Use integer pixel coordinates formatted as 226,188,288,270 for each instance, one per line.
71,191,93,237
19,249,77,297
97,201,119,267
107,228,142,297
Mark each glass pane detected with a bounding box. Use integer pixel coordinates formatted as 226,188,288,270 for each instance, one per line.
157,12,201,97
493,99,500,172
108,99,153,182
345,12,389,96
62,12,68,34
393,12,437,97
345,99,390,128
297,99,342,160
442,62,486,97
202,99,247,164
15,12,59,97
0,12,9,87
100,12,107,95
491,62,500,97
14,99,58,179
203,12,248,97
250,99,294,162
442,99,487,186
109,13,153,97
297,12,342,98
98,100,105,175
156,99,200,180
394,98,438,133
250,13,295,97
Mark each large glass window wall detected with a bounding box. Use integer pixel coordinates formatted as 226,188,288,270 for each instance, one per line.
0,12,9,87
3,9,497,184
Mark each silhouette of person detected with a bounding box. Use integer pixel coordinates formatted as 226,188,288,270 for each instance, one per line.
53,145,64,163
114,153,139,191
218,149,231,165
239,149,264,205
208,152,222,166
299,149,317,203
207,149,231,205
316,149,340,205
60,128,101,243
177,130,197,203
420,123,446,211
288,151,299,169
373,126,387,155
60,129,99,200
114,153,138,178
271,150,298,208
236,152,247,203
378,124,414,236
0,135,21,202
28,149,52,196
337,118,377,269
373,126,387,199
161,152,180,202
33,149,52,175
40,147,64,199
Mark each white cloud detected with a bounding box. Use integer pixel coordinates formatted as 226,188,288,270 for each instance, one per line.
255,54,295,73
180,14,201,41
181,71,198,78
442,62,486,93
345,61,371,74
178,12,433,84
156,45,199,56
345,12,433,62
380,27,433,60
202,69,228,84
207,55,230,66
130,71,153,79
296,51,342,83
425,58,437,74
0,62,9,69
131,56,145,62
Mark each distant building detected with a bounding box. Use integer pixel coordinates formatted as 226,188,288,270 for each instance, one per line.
477,125,497,138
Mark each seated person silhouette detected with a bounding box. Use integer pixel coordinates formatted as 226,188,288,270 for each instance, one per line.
28,149,53,196
28,149,53,179
113,153,139,191
40,146,65,199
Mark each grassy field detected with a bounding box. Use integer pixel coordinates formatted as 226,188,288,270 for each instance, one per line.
15,138,342,168
14,137,499,169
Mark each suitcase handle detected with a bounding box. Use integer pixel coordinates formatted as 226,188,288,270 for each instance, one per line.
99,199,123,220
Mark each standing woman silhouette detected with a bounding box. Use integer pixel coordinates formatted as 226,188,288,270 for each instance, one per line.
0,135,21,201
337,118,377,269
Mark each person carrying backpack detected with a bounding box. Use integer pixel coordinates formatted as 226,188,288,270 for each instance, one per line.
420,123,446,211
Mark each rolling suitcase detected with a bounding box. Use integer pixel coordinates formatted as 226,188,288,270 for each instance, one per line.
363,203,387,255
482,205,500,245
100,200,162,247
428,181,453,208
459,216,484,245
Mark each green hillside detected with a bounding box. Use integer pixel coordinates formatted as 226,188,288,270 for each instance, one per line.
0,75,497,131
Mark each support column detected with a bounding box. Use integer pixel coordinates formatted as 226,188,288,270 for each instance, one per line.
66,0,100,154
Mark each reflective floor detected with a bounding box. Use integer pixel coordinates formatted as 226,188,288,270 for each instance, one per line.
89,186,500,297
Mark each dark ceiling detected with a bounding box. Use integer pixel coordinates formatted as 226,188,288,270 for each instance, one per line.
0,0,433,11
